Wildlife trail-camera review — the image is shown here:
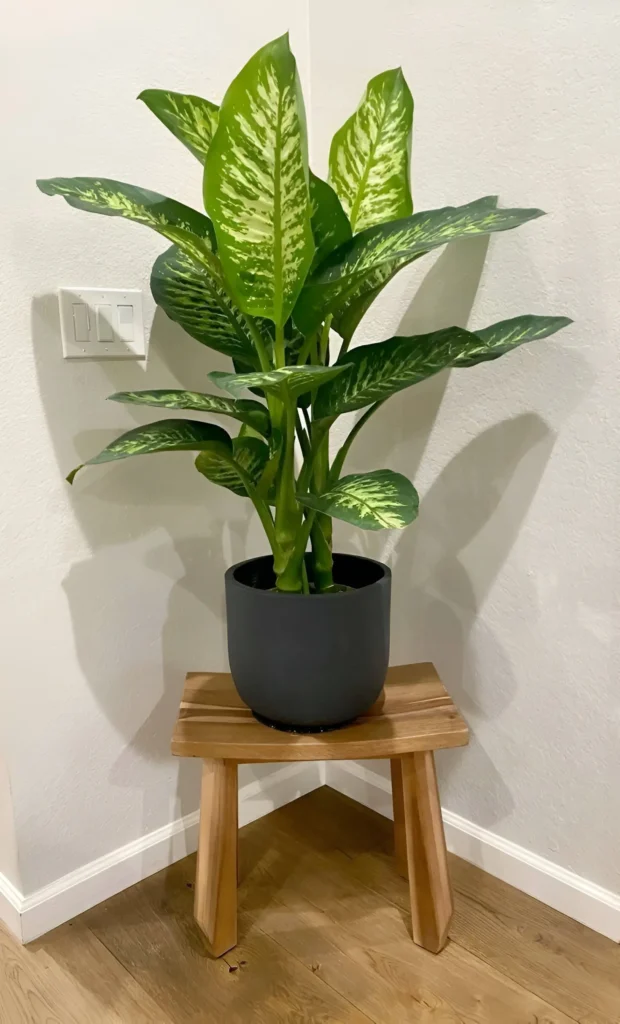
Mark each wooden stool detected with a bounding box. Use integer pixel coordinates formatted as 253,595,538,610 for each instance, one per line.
171,662,469,958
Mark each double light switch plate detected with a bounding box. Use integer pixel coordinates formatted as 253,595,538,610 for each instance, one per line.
59,288,145,359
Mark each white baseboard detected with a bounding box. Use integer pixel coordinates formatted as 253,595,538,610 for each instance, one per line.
1,761,322,945
325,760,620,943
3,757,618,947
0,872,23,942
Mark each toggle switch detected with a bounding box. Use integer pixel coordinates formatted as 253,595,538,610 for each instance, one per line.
117,304,134,342
96,304,114,342
72,303,90,343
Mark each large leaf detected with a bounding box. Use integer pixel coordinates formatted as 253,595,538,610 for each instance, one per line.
294,196,544,338
151,245,265,364
329,68,413,233
326,196,500,344
298,470,419,530
139,89,219,163
67,420,231,483
309,172,352,270
314,315,572,418
450,314,573,367
209,363,351,400
37,178,216,269
108,389,270,437
204,34,314,325
195,436,269,497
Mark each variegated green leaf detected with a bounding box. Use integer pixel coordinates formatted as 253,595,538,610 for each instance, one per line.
204,34,314,326
209,363,351,399
37,178,216,270
67,420,231,484
298,470,419,530
309,172,352,270
195,436,269,497
326,196,501,343
138,89,219,163
450,314,573,367
314,315,572,418
151,245,265,364
294,196,544,338
329,68,413,233
107,389,270,437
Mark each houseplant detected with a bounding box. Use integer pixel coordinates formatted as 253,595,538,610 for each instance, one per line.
38,34,571,731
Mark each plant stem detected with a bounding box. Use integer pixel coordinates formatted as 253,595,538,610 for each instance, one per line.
328,400,385,485
310,517,333,592
276,510,316,593
274,393,302,583
233,461,278,554
297,417,332,494
309,418,334,591
301,559,310,595
319,314,333,365
243,315,272,372
338,325,356,359
296,330,318,366
295,414,311,459
274,322,286,369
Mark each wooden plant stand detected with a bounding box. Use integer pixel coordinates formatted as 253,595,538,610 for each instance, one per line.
171,663,469,958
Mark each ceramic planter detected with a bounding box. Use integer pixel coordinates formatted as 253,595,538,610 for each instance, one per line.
225,552,391,732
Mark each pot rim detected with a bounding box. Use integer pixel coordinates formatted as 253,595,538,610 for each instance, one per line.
225,551,391,599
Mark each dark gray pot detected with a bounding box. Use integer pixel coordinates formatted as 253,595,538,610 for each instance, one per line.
224,552,391,732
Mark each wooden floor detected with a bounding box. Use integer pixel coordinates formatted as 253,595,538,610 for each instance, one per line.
2,788,619,1023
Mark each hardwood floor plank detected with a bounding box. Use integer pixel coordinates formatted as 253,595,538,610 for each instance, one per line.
0,923,123,1023
282,788,620,1024
83,855,373,1024
1,788,618,1024
239,813,577,1024
34,920,176,1024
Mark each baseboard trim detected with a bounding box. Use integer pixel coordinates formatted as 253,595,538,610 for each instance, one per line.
2,761,322,944
0,872,23,943
325,760,620,943
4,758,618,946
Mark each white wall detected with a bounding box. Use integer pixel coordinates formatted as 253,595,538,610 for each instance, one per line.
311,0,620,895
1,0,618,927
0,758,20,890
0,0,309,897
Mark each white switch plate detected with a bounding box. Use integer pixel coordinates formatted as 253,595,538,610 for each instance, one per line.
58,288,145,359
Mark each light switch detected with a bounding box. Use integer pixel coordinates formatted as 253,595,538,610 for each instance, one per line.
72,303,90,343
117,304,134,342
58,288,145,359
96,305,114,342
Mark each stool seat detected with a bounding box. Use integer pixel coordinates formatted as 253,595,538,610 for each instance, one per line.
172,662,468,761
171,663,469,960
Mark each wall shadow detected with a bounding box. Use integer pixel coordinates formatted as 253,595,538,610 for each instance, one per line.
31,295,262,865
333,238,592,828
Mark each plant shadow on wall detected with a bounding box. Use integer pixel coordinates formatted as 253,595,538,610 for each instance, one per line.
338,247,590,826
31,295,261,852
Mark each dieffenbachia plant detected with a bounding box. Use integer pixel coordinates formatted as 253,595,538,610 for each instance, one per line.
38,35,571,594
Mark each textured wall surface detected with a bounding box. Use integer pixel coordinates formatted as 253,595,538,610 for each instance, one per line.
0,0,309,894
310,0,620,892
1,0,619,899
0,758,20,890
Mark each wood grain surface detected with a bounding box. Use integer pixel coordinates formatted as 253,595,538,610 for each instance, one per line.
172,663,469,761
3,787,618,1024
194,759,238,957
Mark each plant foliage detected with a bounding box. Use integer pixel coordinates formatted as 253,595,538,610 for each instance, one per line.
38,34,572,593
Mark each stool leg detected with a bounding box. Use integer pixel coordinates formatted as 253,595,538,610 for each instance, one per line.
400,751,453,953
390,759,408,878
194,759,238,957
